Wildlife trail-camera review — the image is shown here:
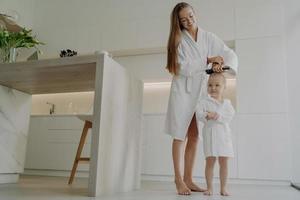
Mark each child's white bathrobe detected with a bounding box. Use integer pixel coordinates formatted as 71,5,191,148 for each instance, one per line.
196,96,235,157
165,27,238,141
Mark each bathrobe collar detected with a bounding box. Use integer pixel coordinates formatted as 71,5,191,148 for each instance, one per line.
182,26,202,43
207,95,224,105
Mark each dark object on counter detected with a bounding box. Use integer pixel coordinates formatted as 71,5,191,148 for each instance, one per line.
205,66,230,74
60,49,77,57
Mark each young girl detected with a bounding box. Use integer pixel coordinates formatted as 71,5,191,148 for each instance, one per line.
196,73,235,196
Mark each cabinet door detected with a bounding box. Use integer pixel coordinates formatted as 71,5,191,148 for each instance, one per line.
25,116,91,171
0,86,31,174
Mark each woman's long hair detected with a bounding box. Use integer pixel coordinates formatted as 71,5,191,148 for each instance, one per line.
166,2,191,75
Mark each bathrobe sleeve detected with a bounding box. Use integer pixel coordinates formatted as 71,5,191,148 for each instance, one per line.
216,100,235,124
177,43,203,77
196,100,208,123
207,32,238,75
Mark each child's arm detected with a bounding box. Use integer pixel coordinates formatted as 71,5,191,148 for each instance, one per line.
216,100,235,124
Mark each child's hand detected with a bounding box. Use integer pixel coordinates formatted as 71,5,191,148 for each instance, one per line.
206,112,219,120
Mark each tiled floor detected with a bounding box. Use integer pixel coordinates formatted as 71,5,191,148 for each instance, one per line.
0,175,299,200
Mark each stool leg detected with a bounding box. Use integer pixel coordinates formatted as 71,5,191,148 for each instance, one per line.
68,121,91,184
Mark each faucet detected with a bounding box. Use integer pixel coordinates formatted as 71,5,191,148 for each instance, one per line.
46,102,55,115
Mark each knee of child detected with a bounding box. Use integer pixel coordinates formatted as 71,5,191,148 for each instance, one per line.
206,157,217,165
218,157,228,166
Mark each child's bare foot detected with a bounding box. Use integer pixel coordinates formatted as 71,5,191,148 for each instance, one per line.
184,181,206,192
175,179,191,195
220,189,230,196
204,189,213,195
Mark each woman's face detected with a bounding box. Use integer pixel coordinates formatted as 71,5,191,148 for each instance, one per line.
178,7,197,31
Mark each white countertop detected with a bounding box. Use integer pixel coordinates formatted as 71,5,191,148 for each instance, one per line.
31,114,82,117
31,114,93,122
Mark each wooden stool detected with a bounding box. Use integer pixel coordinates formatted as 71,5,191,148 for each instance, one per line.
68,120,92,184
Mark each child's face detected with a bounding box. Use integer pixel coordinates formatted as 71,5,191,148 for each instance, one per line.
207,75,225,99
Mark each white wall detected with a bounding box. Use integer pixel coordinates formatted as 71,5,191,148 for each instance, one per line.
31,0,235,59
284,0,300,184
1,0,35,28
115,53,170,82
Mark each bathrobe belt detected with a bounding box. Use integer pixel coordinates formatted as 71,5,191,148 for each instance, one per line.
179,68,206,93
205,120,225,127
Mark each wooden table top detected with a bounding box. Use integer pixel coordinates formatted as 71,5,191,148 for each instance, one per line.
0,55,100,94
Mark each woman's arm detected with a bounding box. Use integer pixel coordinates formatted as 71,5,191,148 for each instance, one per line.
208,32,238,75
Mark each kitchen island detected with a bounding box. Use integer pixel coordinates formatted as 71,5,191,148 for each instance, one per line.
0,53,143,196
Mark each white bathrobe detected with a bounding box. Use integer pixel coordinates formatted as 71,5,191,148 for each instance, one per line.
196,96,235,157
164,27,238,141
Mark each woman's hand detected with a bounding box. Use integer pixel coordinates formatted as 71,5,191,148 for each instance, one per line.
207,56,224,65
207,56,224,73
212,63,223,73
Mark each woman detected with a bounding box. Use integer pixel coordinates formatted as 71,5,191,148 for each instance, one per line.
164,2,238,195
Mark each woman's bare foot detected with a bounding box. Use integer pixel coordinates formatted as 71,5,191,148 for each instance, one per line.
184,180,206,192
204,189,213,195
220,189,230,196
175,179,191,195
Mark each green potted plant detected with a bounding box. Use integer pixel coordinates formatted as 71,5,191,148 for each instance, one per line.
0,27,44,63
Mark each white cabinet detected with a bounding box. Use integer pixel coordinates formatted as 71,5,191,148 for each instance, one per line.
236,114,291,180
25,116,91,171
236,37,287,114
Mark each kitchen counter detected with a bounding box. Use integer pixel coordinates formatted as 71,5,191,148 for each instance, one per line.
31,114,93,122
0,53,143,196
31,114,89,117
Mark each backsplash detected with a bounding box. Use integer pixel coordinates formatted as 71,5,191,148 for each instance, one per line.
31,92,94,115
